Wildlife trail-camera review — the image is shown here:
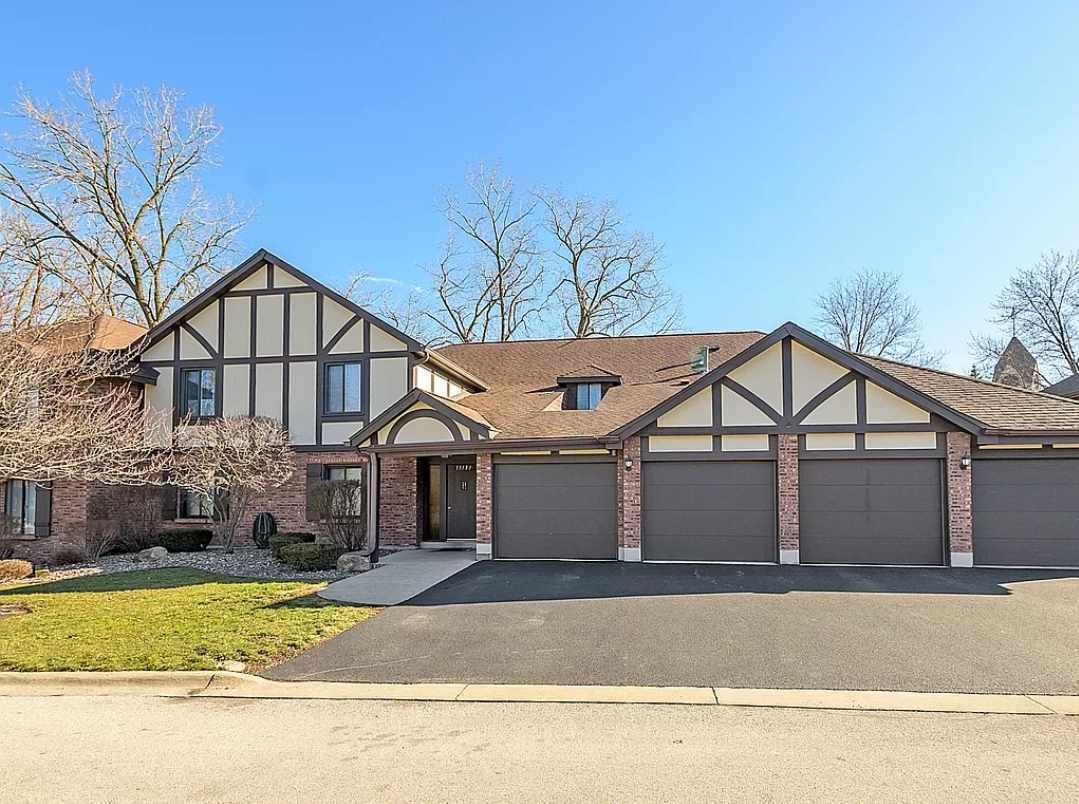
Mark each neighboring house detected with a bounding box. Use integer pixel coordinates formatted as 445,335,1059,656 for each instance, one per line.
992,336,1040,390
9,249,1079,569
1044,374,1079,399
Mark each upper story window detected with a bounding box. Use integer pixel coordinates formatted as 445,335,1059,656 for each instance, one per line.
570,382,603,411
325,362,361,414
181,368,216,418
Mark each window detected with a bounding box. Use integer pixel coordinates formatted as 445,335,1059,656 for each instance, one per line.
326,465,365,511
179,488,213,519
572,383,602,411
5,480,37,536
325,363,361,413
181,368,216,418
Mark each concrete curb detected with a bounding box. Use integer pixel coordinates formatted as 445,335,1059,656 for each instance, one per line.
2,672,1078,715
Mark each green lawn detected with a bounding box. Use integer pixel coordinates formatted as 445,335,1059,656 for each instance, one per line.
0,569,375,672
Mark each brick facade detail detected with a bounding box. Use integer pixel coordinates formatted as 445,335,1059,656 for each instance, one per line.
377,454,419,547
619,436,642,550
945,431,973,556
476,453,492,545
777,433,800,554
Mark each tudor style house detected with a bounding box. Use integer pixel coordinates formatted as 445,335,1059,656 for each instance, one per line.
10,248,1079,569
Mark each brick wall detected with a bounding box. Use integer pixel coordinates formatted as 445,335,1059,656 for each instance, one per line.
378,454,419,547
945,431,973,559
777,433,800,557
476,453,492,545
619,436,641,550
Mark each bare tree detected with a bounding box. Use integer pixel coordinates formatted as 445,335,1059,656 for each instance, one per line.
343,271,441,345
815,269,938,364
169,416,294,553
310,476,367,552
428,167,546,342
0,71,247,328
539,191,681,337
969,251,1079,381
0,319,169,487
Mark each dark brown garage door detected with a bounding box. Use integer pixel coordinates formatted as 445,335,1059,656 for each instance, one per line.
642,461,776,562
973,458,1079,567
494,462,617,560
800,459,944,565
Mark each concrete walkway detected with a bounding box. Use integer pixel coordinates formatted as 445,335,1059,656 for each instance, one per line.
318,548,475,605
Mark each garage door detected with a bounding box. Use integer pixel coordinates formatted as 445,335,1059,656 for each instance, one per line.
642,461,776,562
800,459,943,565
494,462,617,559
973,459,1079,567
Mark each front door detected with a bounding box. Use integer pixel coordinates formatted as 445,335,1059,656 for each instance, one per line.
445,459,476,540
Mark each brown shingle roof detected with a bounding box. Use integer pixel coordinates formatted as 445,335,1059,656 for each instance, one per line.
860,355,1079,433
30,314,146,355
434,332,765,439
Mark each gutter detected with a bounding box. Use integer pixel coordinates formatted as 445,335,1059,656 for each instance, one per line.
413,349,490,392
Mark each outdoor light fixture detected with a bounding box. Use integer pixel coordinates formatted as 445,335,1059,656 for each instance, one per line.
960,455,971,470
624,458,634,471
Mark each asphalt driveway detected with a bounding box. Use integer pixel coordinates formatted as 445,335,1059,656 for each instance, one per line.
268,562,1079,694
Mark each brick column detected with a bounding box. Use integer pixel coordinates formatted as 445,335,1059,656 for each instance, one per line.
618,436,642,561
378,455,418,548
946,431,974,567
475,453,492,558
777,434,800,564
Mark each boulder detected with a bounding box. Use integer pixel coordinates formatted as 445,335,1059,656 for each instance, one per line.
336,552,370,574
136,546,168,562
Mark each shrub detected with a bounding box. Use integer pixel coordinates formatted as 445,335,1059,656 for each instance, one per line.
277,543,342,571
52,546,88,566
0,559,33,581
270,532,316,560
156,529,213,553
87,484,162,554
0,541,15,561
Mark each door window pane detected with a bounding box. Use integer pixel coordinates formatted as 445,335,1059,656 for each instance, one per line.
427,464,442,540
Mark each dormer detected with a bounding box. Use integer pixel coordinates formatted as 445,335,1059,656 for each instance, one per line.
556,364,622,411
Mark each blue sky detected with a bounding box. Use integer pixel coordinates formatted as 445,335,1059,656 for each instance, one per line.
4,2,1078,371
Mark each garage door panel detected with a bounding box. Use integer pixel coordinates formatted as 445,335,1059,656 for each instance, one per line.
643,460,776,562
497,508,614,536
802,460,934,486
975,538,1079,567
644,532,776,563
644,508,776,537
496,464,613,488
801,459,943,566
973,459,1079,567
974,459,1076,486
647,461,774,486
799,535,940,566
646,484,775,512
973,483,1079,512
494,463,616,560
802,510,943,539
497,484,617,512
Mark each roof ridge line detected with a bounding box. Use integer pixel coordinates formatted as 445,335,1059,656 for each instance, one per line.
434,330,769,348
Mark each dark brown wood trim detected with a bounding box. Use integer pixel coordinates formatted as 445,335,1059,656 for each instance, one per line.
386,409,465,446
720,378,782,423
781,337,793,420
792,372,857,424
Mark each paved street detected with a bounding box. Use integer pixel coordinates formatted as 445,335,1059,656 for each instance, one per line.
270,562,1079,693
4,695,1079,802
